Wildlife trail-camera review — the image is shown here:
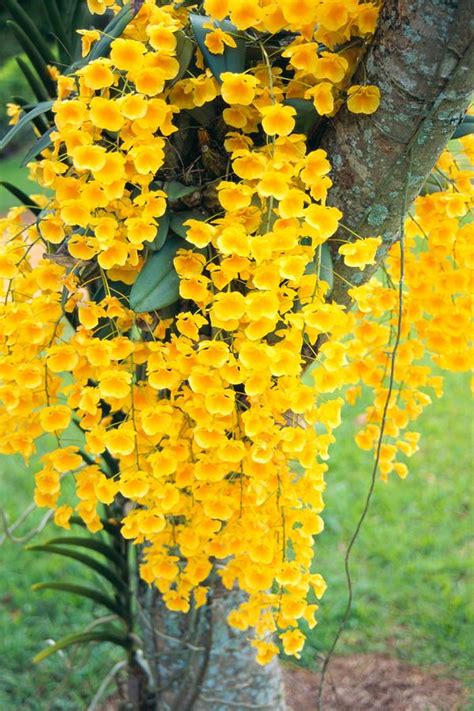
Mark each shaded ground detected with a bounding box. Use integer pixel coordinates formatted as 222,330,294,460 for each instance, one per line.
283,654,469,711
100,654,469,710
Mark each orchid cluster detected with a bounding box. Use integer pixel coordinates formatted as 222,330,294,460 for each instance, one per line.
0,0,471,664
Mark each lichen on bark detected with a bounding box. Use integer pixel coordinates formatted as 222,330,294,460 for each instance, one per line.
321,0,474,307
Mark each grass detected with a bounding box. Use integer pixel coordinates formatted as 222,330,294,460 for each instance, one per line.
300,370,473,680
0,437,122,711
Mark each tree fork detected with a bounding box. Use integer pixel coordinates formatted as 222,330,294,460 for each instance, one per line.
321,0,474,307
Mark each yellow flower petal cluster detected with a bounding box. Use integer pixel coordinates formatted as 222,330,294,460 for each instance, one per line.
339,236,382,267
0,0,471,667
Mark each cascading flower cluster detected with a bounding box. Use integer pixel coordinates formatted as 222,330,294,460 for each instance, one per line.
347,146,473,477
0,0,471,664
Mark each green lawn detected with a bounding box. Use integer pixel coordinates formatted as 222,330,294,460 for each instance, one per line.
301,370,473,678
0,371,472,709
0,436,122,711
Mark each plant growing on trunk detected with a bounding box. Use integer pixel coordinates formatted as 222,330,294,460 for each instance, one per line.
0,0,472,707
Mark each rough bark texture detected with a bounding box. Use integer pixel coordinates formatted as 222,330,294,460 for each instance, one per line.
137,580,287,710
322,0,474,307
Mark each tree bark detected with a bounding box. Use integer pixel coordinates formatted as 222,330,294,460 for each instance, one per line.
136,580,287,711
321,0,474,307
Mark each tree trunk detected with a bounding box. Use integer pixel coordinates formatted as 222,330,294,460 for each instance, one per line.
137,579,287,711
321,0,474,307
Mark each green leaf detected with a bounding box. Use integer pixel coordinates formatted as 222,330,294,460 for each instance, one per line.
185,103,216,127
32,582,125,616
27,545,128,593
1,0,56,65
170,210,204,238
33,629,130,664
453,116,474,139
69,1,92,60
88,4,134,62
190,14,245,81
0,182,41,215
165,180,198,201
22,127,54,165
304,243,334,296
69,514,121,536
64,0,82,28
284,99,318,136
11,95,50,136
147,210,171,250
43,0,71,63
66,3,135,73
0,100,54,153
319,243,334,295
16,57,51,104
130,236,182,313
6,22,57,97
173,30,194,84
44,536,126,569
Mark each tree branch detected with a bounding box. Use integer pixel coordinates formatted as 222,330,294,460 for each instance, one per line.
321,0,474,307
